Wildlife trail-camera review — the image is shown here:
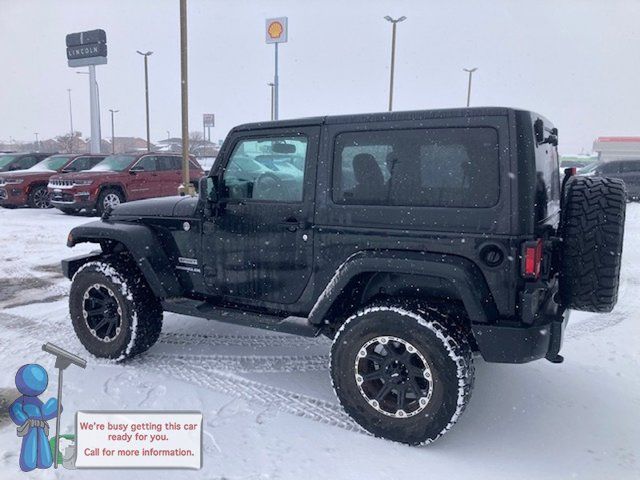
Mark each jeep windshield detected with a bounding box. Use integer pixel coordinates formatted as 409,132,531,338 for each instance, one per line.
90,154,136,172
27,155,72,172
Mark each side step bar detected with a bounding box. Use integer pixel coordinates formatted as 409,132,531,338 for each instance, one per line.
162,298,320,338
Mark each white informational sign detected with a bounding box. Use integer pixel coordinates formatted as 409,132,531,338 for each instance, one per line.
203,114,215,128
75,411,202,469
265,17,288,44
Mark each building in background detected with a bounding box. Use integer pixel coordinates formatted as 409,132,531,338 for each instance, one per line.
593,136,640,162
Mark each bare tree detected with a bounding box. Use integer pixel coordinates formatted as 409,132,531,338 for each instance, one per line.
55,131,82,153
188,131,208,155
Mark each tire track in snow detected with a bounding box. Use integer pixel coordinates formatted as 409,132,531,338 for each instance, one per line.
137,359,365,433
158,331,328,349
143,352,330,373
565,311,626,340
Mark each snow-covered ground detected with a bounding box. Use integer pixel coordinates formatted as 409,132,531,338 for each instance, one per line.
0,206,638,480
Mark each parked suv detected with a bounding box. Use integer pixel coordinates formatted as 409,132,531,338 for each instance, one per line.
62,108,626,445
0,154,105,209
49,152,204,215
0,152,52,172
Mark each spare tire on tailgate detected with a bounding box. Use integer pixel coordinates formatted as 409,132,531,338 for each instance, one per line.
560,176,626,312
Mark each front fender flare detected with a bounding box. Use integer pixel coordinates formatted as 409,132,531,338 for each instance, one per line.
65,220,182,299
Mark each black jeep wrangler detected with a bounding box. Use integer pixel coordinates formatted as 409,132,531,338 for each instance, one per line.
62,107,626,445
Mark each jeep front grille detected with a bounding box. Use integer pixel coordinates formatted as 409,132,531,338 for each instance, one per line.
49,179,74,187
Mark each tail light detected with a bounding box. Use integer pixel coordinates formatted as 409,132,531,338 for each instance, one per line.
522,240,543,280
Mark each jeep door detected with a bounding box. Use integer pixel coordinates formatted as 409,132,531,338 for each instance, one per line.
128,155,160,200
156,155,182,196
201,127,319,305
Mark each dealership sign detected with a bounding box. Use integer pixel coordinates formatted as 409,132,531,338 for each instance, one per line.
203,114,215,128
66,29,107,67
265,17,288,44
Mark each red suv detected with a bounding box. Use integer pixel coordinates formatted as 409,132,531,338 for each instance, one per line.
49,152,204,215
0,154,105,209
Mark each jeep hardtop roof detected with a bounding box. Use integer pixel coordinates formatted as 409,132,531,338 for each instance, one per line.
232,106,550,132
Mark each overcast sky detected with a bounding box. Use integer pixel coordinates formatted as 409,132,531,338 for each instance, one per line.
1,0,639,154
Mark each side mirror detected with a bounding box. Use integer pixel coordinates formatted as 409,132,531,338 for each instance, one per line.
129,169,139,175
199,175,219,204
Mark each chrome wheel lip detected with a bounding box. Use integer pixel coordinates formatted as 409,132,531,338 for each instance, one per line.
103,193,121,209
354,335,434,419
82,283,123,343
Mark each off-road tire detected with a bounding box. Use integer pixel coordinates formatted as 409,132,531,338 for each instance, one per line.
96,188,124,216
69,260,163,360
560,176,626,312
330,304,474,445
27,185,51,208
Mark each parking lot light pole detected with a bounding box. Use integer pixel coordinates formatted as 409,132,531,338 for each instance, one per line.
109,109,119,154
67,89,74,152
34,132,39,151
267,82,275,120
463,67,478,107
384,15,406,112
137,50,153,152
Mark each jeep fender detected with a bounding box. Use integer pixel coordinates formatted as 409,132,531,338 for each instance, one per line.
307,250,498,325
64,220,182,299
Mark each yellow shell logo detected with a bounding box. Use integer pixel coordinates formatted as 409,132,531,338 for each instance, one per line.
268,21,284,39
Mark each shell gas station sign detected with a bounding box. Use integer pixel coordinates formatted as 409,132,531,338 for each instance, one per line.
265,17,288,44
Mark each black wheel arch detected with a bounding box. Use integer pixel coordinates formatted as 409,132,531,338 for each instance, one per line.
308,250,498,330
64,221,183,299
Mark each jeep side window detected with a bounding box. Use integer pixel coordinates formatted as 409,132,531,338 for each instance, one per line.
157,156,180,171
223,136,308,202
333,127,499,207
131,156,157,171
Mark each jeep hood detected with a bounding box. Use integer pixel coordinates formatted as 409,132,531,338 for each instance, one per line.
0,170,54,181
109,196,198,219
49,170,118,181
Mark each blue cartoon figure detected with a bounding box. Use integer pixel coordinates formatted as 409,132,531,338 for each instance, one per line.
9,364,60,472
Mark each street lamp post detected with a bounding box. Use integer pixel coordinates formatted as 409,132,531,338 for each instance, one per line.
137,50,153,151
384,15,406,112
109,109,119,154
67,89,74,152
34,132,39,151
267,82,275,121
463,67,478,107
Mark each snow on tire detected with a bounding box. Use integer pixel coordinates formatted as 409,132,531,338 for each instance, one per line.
69,260,163,360
330,304,474,445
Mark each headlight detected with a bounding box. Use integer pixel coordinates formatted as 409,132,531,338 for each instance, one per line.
5,178,24,184
73,180,94,186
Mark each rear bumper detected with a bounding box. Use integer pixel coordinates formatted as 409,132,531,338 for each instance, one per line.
472,312,568,363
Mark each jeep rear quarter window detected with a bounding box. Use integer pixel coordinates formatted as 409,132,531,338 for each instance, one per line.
332,127,500,207
533,128,561,223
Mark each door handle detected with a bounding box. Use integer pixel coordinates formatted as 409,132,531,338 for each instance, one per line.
280,218,304,232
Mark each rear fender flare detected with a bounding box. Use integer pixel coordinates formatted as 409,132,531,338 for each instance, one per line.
308,250,497,325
